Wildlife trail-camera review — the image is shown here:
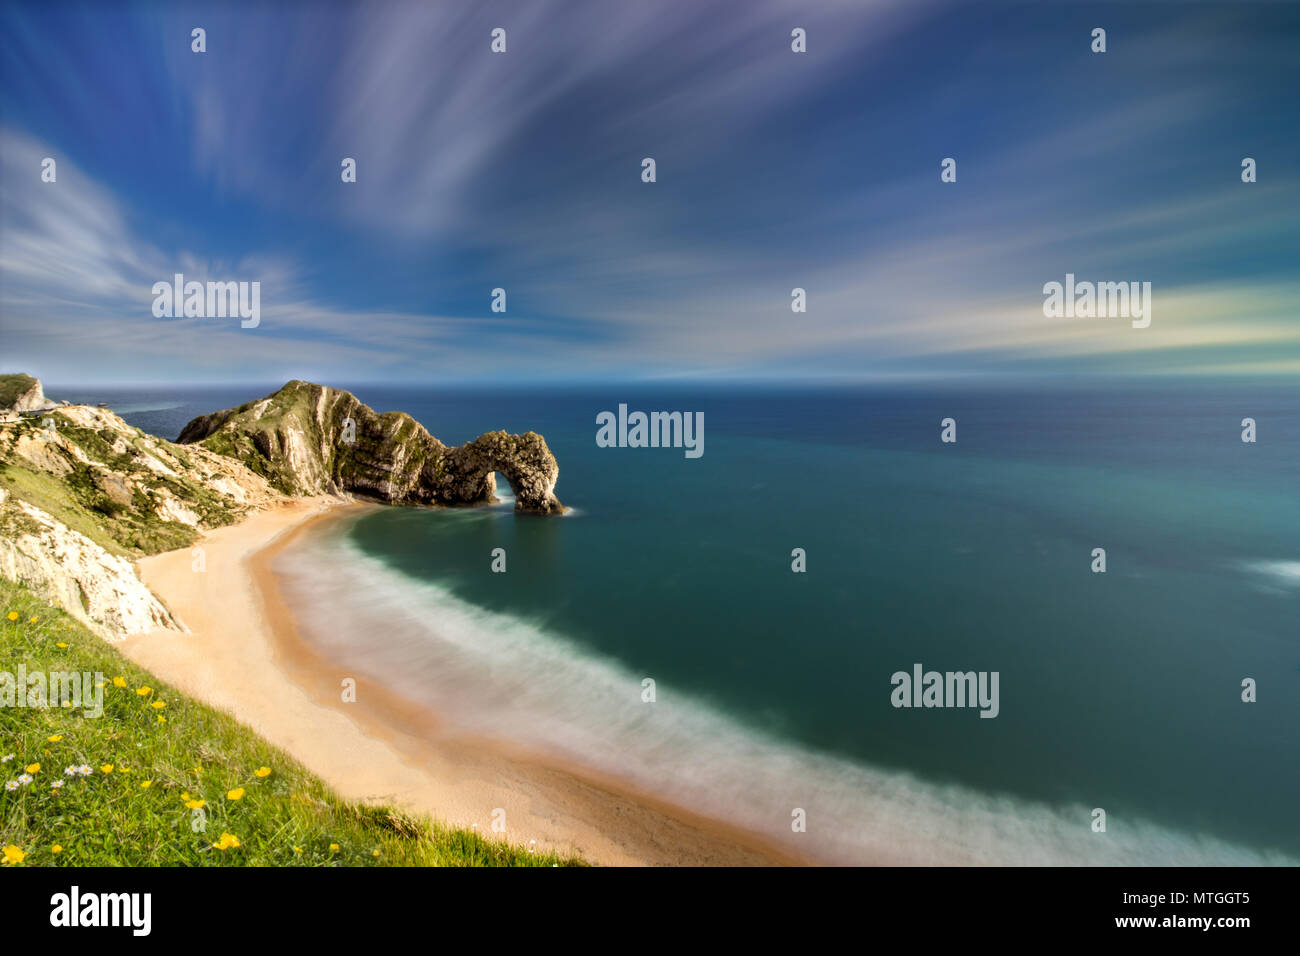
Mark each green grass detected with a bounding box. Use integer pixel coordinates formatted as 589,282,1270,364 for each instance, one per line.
0,579,585,867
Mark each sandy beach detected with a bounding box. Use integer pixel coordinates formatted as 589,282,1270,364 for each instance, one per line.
126,497,805,866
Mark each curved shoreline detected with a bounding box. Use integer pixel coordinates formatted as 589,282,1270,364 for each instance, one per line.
130,497,812,866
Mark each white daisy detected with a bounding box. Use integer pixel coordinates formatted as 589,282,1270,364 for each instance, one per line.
76,764,92,776
0,754,13,762
3,780,17,791
64,766,77,776
17,773,33,785
50,779,63,789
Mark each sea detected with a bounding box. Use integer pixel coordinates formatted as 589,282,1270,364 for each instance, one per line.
51,380,1300,864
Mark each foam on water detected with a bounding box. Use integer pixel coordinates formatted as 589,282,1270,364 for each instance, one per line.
275,524,1294,866
1239,559,1300,593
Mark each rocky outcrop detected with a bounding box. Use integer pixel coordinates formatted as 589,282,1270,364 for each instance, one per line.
0,488,183,640
0,373,54,414
178,381,564,514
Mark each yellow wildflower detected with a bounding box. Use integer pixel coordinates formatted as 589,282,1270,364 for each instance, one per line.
211,833,241,851
151,701,166,710
135,686,152,697
226,787,245,801
2,845,25,864
51,845,63,854
56,642,68,649
112,676,127,688
254,766,271,778
157,715,167,724
47,735,62,742
28,616,37,624
184,799,205,810
329,843,340,851
99,764,113,773
5,611,17,621
292,846,303,854
141,781,153,789
25,763,39,774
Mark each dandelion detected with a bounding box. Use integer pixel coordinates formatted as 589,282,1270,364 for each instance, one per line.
47,735,62,743
17,774,32,786
2,845,25,865
254,767,271,778
329,843,340,852
6,611,17,621
151,701,165,710
51,845,63,854
112,677,126,688
184,799,205,810
25,763,39,774
141,781,153,789
99,764,113,774
135,686,152,697
226,788,245,801
211,833,241,851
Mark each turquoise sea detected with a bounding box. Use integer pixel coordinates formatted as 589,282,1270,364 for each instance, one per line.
65,381,1300,864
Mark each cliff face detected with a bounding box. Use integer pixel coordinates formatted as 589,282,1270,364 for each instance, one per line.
178,380,564,514
0,373,53,413
0,488,183,640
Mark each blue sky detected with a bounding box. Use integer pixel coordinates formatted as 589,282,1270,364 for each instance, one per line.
1,0,1297,384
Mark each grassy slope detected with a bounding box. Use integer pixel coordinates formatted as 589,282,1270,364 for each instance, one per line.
0,579,584,867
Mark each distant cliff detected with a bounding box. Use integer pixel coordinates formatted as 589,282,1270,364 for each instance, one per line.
177,380,564,514
0,373,54,413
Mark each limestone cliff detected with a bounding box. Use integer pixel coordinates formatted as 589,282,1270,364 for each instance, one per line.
0,488,183,640
178,380,564,514
0,373,54,413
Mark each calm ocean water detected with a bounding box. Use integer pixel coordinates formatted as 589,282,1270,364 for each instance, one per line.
57,381,1300,864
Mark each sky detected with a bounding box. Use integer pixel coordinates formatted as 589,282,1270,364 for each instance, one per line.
1,0,1297,385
